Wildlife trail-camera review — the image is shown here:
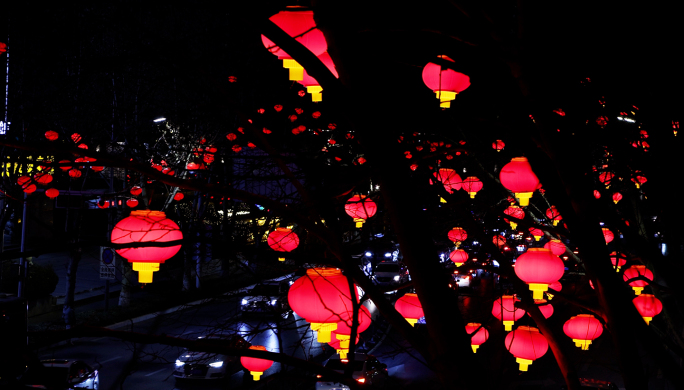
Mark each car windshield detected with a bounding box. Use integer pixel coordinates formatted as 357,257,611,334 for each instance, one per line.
376,264,400,272
249,284,280,296
325,359,365,372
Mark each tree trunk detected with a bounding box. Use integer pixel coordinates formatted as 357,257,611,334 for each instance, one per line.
118,259,133,307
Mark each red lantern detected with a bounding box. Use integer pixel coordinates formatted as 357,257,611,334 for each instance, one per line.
544,239,565,256
22,184,36,194
602,228,614,244
288,268,359,342
298,52,338,102
174,192,184,201
547,281,562,300
528,227,543,241
533,299,554,319
493,235,506,248
126,198,139,208
633,294,663,325
97,199,110,209
45,188,60,199
344,195,377,228
434,168,462,193
599,172,615,188
422,56,471,108
130,186,143,196
499,157,540,206
261,10,328,81
563,314,603,350
70,133,82,143
203,153,214,164
448,227,467,246
622,265,653,295
462,176,483,198
449,249,468,267
503,205,525,230
186,162,199,170
492,140,505,152
545,206,562,226
45,130,59,141
505,326,548,371
514,248,565,299
395,293,424,326
465,323,489,353
240,345,273,381
612,192,623,204
17,176,31,188
111,210,183,283
492,295,525,331
59,160,72,171
632,175,647,188
0,42,5,54
267,227,300,261
68,169,82,178
609,251,626,272
593,189,601,199
329,331,360,359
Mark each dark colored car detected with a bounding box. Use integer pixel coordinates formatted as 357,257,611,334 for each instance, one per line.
240,279,292,317
174,334,251,381
21,359,99,389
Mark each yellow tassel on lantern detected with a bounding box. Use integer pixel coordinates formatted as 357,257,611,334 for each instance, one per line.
642,316,653,325
354,218,365,228
406,318,418,327
250,371,264,381
515,192,534,206
528,283,548,300
307,85,323,102
573,339,592,350
632,286,644,295
516,357,533,371
471,345,479,353
503,320,514,331
132,262,160,284
311,322,337,343
283,59,304,81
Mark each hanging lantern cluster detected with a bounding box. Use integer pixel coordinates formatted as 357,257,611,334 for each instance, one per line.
288,268,359,342
111,210,183,284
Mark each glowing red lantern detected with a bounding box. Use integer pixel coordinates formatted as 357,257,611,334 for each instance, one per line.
462,176,483,198
130,186,143,196
544,239,565,256
492,295,525,331
331,306,372,358
288,268,359,342
448,227,467,246
0,42,5,54
59,160,72,171
267,227,300,261
203,154,214,164
632,175,647,188
422,56,471,108
329,331,360,359
465,323,489,353
126,198,139,208
493,235,506,248
533,299,554,319
545,206,562,226
499,157,540,206
598,172,615,188
298,52,338,102
395,293,424,326
174,192,184,201
563,314,603,350
503,205,525,230
45,188,59,199
449,249,468,267
68,169,82,178
528,227,543,241
622,265,653,295
186,162,199,170
609,251,626,272
492,140,505,152
344,195,377,228
514,248,564,300
70,133,82,143
593,190,601,199
633,294,662,325
261,10,328,81
111,210,183,283
434,168,462,193
612,192,623,204
602,228,614,244
17,176,31,188
240,345,273,381
45,130,59,141
505,326,548,371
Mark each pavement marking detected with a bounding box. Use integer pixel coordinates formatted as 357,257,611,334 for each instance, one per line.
100,356,122,364
145,368,168,377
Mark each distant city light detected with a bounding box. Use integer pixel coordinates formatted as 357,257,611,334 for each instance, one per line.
365,252,372,257
384,252,392,258
153,117,166,123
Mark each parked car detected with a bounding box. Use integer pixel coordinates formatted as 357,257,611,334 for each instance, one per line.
21,359,99,389
372,262,409,289
315,353,388,389
240,279,292,317
173,334,250,381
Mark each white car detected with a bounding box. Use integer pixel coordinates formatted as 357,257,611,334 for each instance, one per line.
373,262,409,289
316,353,388,389
21,359,99,389
240,280,291,317
173,334,250,380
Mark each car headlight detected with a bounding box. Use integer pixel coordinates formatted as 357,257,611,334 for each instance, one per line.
393,275,400,281
241,299,248,305
175,360,185,367
271,299,277,305
209,361,224,368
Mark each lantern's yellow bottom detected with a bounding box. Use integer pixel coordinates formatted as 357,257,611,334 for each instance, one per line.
132,262,160,284
529,283,548,300
515,192,533,206
516,358,533,371
283,59,303,81
307,86,323,102
503,321,514,331
250,371,263,381
573,339,592,350
311,322,337,343
471,345,479,353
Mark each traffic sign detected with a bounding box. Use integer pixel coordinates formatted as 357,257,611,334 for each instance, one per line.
100,247,116,280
